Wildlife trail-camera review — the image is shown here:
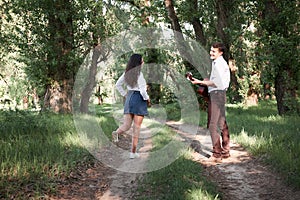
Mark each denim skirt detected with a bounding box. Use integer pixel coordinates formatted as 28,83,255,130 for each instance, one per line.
124,90,148,116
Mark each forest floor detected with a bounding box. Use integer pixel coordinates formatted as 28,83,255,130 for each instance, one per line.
49,121,300,200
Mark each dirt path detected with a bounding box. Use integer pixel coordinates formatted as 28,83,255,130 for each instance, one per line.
99,128,152,200
50,121,300,200
200,142,300,200
167,121,300,200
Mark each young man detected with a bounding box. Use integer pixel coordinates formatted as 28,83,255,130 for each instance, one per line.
192,42,230,163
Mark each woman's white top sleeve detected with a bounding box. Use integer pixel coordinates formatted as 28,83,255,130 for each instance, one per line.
115,73,127,96
136,73,149,100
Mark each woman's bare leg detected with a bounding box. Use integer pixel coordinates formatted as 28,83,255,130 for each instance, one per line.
116,114,133,134
112,114,133,142
131,115,144,153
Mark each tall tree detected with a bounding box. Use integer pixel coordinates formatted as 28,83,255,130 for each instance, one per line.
42,0,75,113
6,0,118,113
259,0,299,115
214,0,242,102
1,0,39,109
7,0,79,113
214,0,233,59
189,0,207,46
78,1,121,113
79,44,102,113
164,0,202,65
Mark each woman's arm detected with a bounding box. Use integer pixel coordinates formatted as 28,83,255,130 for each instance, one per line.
138,73,149,100
115,73,127,96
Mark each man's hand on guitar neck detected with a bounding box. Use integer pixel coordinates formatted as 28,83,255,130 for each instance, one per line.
190,77,202,85
185,72,215,87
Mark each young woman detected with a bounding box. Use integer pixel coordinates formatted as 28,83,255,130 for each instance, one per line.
112,54,151,159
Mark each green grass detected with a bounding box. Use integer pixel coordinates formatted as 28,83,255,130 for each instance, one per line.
0,110,90,199
135,151,220,200
1,100,299,199
226,100,300,188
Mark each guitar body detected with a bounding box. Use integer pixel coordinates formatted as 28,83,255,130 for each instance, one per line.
185,72,209,101
196,85,208,98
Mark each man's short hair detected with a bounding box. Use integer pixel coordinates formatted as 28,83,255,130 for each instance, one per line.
212,42,226,53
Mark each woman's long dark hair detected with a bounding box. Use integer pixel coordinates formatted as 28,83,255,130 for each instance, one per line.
124,54,143,87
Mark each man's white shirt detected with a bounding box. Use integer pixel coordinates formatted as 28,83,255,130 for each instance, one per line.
208,56,230,93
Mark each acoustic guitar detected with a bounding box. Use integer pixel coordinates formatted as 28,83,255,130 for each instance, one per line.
185,72,209,101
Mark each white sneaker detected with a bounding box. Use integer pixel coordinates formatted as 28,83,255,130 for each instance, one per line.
129,152,139,159
112,131,118,142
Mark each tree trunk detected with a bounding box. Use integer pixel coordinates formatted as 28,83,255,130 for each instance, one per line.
141,0,151,25
44,79,74,113
164,0,182,34
262,0,299,115
215,0,241,103
79,45,102,113
189,0,207,46
164,0,190,60
43,0,75,113
215,0,231,59
165,0,204,68
275,67,298,115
